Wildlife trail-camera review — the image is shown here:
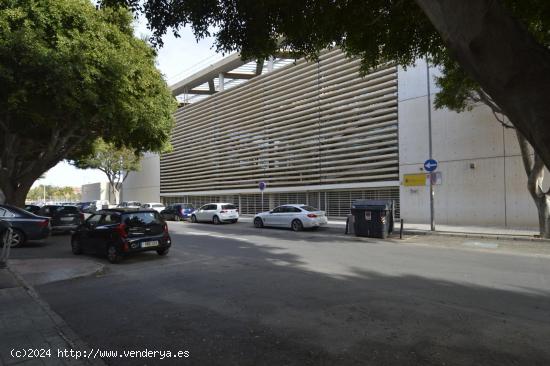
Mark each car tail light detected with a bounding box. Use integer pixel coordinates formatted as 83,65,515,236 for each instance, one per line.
116,223,128,238
307,213,317,218
122,242,129,252
79,213,85,222
39,219,49,228
163,223,169,237
236,208,239,212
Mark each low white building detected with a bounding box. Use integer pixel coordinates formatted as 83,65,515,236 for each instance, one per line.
120,153,160,204
81,182,116,204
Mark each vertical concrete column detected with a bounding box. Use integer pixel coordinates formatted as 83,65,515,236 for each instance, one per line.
218,73,224,91
267,57,274,72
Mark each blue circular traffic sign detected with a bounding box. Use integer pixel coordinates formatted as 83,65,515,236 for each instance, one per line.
424,159,438,172
259,181,266,191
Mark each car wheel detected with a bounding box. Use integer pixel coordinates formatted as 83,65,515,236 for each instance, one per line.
9,229,25,248
254,217,264,228
291,219,303,232
106,245,121,264
191,215,197,223
213,215,221,225
71,237,83,255
157,248,169,256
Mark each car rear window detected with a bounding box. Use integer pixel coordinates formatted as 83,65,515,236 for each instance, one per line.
222,204,237,210
58,206,79,214
122,212,162,227
300,206,319,212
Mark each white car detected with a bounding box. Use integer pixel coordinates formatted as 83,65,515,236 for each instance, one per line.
254,204,328,231
190,203,239,224
141,203,166,213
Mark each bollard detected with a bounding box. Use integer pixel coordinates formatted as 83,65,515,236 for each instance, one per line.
399,219,404,239
0,228,13,269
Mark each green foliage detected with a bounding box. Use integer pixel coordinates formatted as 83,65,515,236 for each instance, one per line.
71,139,141,195
27,185,81,202
0,0,177,159
103,0,550,74
72,139,141,177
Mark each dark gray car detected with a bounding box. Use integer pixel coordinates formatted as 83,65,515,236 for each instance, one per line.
0,204,51,247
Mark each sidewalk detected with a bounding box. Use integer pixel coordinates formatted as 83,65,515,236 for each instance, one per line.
0,268,105,366
239,216,542,241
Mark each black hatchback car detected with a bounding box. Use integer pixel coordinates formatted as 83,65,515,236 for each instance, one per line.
71,209,171,263
39,205,84,233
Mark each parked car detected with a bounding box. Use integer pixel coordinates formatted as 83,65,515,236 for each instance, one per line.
253,204,328,231
117,201,142,209
81,200,110,213
190,203,239,224
76,202,91,212
38,205,84,233
24,204,41,215
71,208,171,263
160,203,195,221
141,203,165,213
0,204,51,247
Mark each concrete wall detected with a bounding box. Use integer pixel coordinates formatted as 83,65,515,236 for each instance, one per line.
121,153,160,203
81,182,115,203
398,60,545,229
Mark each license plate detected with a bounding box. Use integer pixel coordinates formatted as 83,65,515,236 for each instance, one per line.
141,241,159,248
61,217,74,222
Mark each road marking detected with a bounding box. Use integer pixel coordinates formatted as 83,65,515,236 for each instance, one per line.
183,231,251,242
463,241,499,249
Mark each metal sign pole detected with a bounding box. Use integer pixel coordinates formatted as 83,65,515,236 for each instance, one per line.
0,228,13,269
426,58,435,231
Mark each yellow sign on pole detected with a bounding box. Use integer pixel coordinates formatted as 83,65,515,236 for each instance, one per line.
403,173,427,186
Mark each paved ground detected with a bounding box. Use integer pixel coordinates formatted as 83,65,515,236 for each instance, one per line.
6,222,550,365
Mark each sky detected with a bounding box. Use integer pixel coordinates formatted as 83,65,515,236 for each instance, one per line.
33,17,225,188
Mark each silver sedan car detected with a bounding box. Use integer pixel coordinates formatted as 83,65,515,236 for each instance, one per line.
253,204,328,231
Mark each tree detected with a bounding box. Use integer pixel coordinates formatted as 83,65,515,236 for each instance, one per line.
103,0,550,176
26,185,81,202
435,57,550,237
0,0,177,207
71,139,141,204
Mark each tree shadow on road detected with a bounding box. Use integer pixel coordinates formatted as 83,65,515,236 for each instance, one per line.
33,231,550,366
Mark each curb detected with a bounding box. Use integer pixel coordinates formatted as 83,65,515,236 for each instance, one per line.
7,266,107,366
401,229,550,243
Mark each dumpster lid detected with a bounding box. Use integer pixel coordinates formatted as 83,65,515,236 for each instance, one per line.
351,199,394,210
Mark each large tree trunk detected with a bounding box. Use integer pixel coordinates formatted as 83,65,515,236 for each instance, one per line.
516,130,550,238
415,0,550,171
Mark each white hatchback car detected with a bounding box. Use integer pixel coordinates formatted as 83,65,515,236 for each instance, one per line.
190,203,239,224
254,204,328,231
141,203,166,213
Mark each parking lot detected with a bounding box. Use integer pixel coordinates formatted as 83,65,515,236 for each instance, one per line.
8,220,550,365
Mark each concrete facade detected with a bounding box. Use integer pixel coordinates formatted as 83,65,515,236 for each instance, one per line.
81,182,115,203
121,153,160,203
398,60,543,229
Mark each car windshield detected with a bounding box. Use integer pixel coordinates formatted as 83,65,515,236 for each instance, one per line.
300,206,319,212
122,212,162,227
222,204,237,210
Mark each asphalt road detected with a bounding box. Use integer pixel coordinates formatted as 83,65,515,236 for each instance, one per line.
10,221,550,365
